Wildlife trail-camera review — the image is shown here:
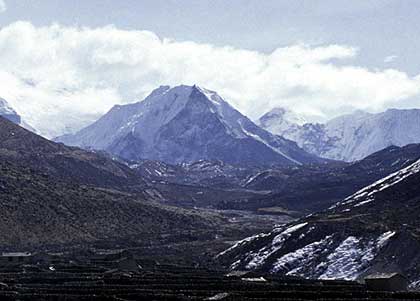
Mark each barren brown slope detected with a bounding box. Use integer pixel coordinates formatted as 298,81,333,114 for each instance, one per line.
0,117,222,249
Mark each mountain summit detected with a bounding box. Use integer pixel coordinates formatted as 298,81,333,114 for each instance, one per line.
57,85,322,166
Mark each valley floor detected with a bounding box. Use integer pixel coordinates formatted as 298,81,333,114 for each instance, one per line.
128,210,294,266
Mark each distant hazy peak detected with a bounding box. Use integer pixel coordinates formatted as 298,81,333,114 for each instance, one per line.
259,107,308,126
0,97,17,115
0,97,21,124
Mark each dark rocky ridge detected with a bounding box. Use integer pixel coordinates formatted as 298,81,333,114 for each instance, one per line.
217,157,420,284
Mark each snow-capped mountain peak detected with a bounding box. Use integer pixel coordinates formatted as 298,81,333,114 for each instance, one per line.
57,85,322,166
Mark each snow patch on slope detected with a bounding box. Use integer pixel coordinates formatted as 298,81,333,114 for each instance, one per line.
244,223,308,269
271,235,333,276
317,231,395,280
216,232,271,258
317,236,376,280
331,158,420,209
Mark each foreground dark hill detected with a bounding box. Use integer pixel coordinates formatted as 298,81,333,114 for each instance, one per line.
57,85,323,166
217,157,420,285
0,117,222,249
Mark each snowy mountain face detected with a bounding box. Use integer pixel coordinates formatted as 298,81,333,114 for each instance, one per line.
0,97,21,124
258,107,340,160
57,85,322,166
259,108,420,162
217,157,420,284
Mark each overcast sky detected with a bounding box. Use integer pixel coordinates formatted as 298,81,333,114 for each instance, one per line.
1,0,420,137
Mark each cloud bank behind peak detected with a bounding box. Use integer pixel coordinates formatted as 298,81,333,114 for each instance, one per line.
0,21,420,137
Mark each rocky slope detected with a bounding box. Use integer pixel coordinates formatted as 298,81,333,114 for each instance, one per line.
259,107,420,162
217,157,420,284
57,85,323,167
0,159,221,249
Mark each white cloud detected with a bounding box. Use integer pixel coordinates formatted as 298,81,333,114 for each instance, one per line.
0,0,5,13
384,55,398,63
0,21,420,137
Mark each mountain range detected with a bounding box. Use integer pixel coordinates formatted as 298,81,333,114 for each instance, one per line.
56,85,323,167
53,85,420,215
2,82,420,285
259,107,420,162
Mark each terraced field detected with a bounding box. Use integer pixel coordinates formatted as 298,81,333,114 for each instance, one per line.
0,263,419,300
